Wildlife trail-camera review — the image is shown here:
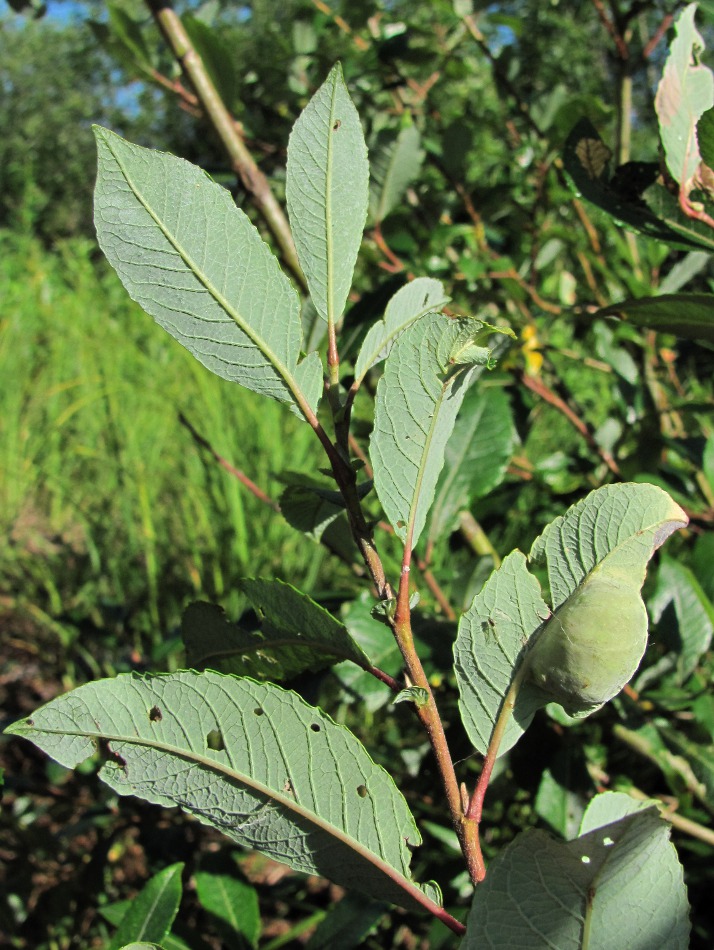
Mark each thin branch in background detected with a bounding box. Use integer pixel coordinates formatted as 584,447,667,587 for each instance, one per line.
144,0,307,291
590,0,629,61
178,412,281,512
461,12,544,139
519,370,622,477
487,267,563,315
372,222,407,274
642,14,674,60
310,0,370,50
570,195,604,256
576,249,608,306
148,68,201,114
458,511,502,568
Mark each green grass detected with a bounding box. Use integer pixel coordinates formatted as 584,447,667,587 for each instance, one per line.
0,230,340,670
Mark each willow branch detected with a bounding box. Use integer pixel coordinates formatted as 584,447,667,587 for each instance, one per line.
144,0,306,290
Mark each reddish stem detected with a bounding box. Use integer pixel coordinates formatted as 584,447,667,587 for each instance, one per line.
519,371,621,477
178,413,280,511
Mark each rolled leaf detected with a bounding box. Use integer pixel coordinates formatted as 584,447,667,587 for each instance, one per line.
528,484,688,717
5,671,440,914
456,484,687,758
93,127,322,419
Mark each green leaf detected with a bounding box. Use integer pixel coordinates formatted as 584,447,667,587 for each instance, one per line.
334,594,403,712
427,384,516,546
93,127,322,420
650,557,714,682
105,4,154,75
393,686,429,708
531,484,688,609
194,869,260,948
596,293,714,343
703,432,714,495
697,106,714,168
369,125,425,225
109,863,183,950
655,4,714,189
278,472,371,543
182,14,240,110
5,671,440,914
182,580,371,678
354,278,449,387
466,793,690,948
118,944,165,950
562,120,714,251
89,5,154,81
528,484,688,717
306,894,388,949
454,551,551,757
7,0,47,17
534,767,584,840
162,936,191,950
286,63,369,325
370,312,495,549
456,485,687,757
658,251,710,295
655,724,714,806
640,180,714,252
279,481,345,542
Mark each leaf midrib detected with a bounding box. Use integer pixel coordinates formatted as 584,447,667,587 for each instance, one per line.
405,368,467,550
325,72,339,330
102,131,305,409
23,723,439,915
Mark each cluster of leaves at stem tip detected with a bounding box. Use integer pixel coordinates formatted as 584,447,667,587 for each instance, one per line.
4,53,694,949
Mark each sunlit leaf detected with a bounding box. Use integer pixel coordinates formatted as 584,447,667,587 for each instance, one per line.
109,863,183,950
6,672,441,913
655,4,714,190
465,793,689,948
93,127,322,419
454,551,551,757
354,278,449,387
194,868,260,948
286,64,369,325
370,312,496,549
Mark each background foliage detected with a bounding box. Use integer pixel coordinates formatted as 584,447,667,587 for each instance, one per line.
1,1,714,948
